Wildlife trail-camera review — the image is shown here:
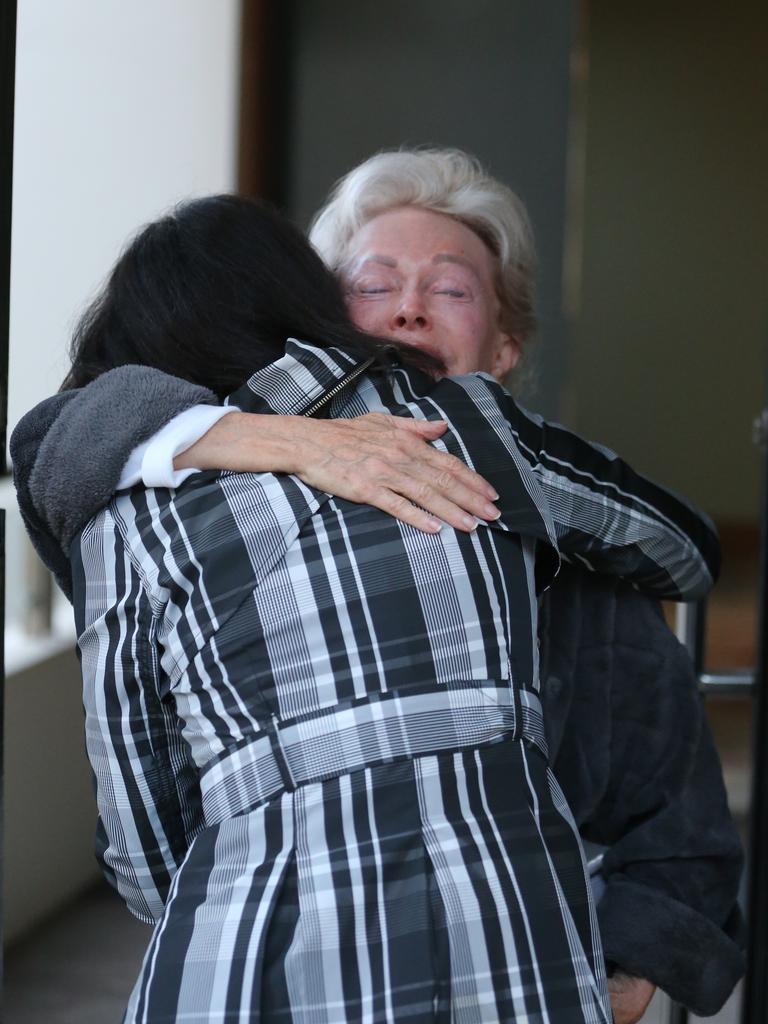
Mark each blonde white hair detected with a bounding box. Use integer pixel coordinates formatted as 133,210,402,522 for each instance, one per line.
309,148,537,346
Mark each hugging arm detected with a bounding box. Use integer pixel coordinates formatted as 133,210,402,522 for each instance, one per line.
72,505,204,923
14,362,718,601
10,392,85,599
487,382,720,600
10,365,219,599
12,367,499,597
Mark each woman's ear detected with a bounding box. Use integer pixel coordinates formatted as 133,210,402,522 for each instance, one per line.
492,334,520,381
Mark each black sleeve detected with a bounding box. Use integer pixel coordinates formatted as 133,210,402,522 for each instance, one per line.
10,365,217,598
595,610,745,1015
544,570,744,1015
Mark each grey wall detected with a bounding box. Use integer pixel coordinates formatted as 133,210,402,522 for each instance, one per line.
287,0,577,418
570,0,767,521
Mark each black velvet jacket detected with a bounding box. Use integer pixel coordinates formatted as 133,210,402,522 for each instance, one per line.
540,564,744,1014
10,366,745,1014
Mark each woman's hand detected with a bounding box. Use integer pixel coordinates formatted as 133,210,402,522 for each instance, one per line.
607,972,656,1024
175,411,500,533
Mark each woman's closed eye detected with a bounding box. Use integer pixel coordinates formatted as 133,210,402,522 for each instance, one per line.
348,276,395,296
432,281,472,299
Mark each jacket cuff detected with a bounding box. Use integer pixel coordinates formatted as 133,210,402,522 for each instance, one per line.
597,877,744,1015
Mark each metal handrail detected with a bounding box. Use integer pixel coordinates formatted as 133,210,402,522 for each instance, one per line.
699,669,755,697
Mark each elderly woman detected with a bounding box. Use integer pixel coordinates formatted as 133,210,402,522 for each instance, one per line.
12,188,723,1024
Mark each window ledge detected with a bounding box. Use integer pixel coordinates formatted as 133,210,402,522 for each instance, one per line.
5,606,76,677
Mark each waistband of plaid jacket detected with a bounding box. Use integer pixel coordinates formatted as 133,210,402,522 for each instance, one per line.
200,683,548,826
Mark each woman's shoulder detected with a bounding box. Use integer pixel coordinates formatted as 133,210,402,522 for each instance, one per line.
99,468,328,595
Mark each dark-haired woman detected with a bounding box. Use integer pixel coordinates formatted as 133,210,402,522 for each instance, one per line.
14,195,718,1024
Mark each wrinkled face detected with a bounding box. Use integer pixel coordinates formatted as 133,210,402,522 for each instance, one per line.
342,206,519,379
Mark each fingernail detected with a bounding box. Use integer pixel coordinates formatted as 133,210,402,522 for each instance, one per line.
427,517,443,532
488,488,499,500
484,505,501,520
462,515,478,531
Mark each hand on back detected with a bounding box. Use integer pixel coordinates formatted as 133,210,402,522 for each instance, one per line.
174,410,501,534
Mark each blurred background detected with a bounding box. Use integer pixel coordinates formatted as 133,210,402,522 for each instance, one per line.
0,1,766,1021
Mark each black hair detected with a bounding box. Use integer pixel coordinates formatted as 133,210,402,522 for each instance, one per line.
63,194,441,395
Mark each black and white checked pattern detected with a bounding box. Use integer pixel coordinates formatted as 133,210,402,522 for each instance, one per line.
71,341,719,1023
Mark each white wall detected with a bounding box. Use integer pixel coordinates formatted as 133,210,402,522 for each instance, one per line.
4,0,241,943
8,0,241,436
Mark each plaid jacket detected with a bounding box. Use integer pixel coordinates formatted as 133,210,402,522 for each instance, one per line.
70,340,719,924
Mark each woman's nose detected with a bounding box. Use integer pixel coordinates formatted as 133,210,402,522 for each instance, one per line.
391,291,429,331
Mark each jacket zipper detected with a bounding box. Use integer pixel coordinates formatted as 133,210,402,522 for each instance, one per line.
301,353,379,418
